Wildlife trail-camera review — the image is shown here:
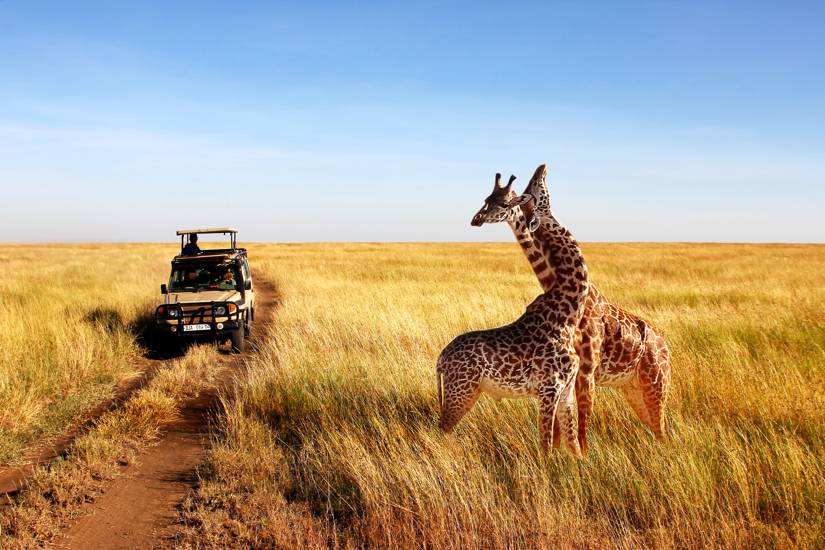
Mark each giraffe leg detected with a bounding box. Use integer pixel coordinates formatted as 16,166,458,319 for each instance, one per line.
556,374,583,458
552,416,561,449
550,382,570,450
438,370,482,433
637,336,671,440
619,380,653,434
537,381,564,455
575,371,595,455
575,320,603,455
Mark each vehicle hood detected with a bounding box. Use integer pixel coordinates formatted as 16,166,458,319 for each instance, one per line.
168,289,242,304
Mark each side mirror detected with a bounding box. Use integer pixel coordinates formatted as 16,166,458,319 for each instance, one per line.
160,284,168,294
244,280,252,291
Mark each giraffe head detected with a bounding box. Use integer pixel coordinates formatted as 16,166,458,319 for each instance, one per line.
470,173,518,226
510,164,551,218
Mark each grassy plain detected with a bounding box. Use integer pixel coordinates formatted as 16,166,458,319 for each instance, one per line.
1,243,823,548
179,242,824,549
0,244,177,465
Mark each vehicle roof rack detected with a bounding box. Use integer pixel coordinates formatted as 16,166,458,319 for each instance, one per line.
177,227,238,252
176,227,237,235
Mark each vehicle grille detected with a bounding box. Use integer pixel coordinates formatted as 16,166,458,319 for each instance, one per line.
180,304,214,324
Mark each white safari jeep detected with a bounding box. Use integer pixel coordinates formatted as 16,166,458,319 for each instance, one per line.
155,228,255,352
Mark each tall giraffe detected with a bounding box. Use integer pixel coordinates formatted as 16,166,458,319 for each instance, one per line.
437,173,590,457
472,165,671,451
471,171,601,450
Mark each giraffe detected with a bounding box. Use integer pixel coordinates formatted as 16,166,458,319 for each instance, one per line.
436,171,590,457
471,165,671,452
470,171,600,450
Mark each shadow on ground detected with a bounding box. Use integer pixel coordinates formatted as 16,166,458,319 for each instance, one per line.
83,307,185,359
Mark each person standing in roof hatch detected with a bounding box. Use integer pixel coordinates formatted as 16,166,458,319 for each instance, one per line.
182,234,201,255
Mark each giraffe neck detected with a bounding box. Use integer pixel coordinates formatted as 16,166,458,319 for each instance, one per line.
505,208,555,292
529,202,589,327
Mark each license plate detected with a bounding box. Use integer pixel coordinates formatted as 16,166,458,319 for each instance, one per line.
183,323,211,332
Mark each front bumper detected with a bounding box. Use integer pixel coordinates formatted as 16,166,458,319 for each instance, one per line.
154,300,245,338
155,318,241,338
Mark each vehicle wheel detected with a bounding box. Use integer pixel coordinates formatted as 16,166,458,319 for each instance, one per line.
160,335,183,357
244,311,251,338
230,326,245,353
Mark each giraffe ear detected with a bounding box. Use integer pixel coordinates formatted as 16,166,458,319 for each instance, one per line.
507,194,534,207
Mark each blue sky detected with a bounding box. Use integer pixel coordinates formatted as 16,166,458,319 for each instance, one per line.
1,1,823,242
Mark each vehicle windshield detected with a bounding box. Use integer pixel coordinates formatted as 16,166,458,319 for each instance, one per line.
169,265,238,292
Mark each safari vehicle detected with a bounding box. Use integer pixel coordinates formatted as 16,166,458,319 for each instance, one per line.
155,228,254,352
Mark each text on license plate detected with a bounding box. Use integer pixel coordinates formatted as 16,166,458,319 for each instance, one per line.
183,324,211,332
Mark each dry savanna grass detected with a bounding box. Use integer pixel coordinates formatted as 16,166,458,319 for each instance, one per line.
0,343,221,546
0,244,177,465
1,243,822,548
178,243,824,549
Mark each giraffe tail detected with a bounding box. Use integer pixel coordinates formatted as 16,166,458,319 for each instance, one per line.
636,318,663,385
637,318,648,355
437,366,444,417
636,318,647,343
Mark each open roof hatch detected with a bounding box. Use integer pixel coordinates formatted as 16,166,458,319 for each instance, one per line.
176,227,238,253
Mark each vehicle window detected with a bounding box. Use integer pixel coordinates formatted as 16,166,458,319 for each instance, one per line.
170,266,237,292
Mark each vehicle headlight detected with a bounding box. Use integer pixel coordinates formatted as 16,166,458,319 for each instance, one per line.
168,308,182,318
214,305,227,316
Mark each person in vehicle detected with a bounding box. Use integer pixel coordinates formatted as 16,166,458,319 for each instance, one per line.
209,268,236,289
182,234,201,255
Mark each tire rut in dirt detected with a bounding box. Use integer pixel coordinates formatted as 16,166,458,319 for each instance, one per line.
1,355,173,500
54,282,278,550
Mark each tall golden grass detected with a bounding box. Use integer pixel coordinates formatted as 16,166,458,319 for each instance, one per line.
181,243,824,549
0,244,175,464
1,243,822,548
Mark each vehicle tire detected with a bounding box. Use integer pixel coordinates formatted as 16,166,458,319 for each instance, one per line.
230,326,245,353
174,341,187,356
160,335,183,358
244,310,251,338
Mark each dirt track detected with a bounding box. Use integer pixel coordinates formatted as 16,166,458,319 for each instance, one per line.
0,353,169,498
46,282,277,549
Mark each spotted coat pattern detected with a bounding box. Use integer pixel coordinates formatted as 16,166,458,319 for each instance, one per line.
439,169,590,456
472,165,672,453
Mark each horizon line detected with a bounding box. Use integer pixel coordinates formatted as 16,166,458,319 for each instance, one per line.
2,241,823,246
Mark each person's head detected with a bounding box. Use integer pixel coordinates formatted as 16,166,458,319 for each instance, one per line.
189,234,198,244
222,271,234,281
186,270,198,280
